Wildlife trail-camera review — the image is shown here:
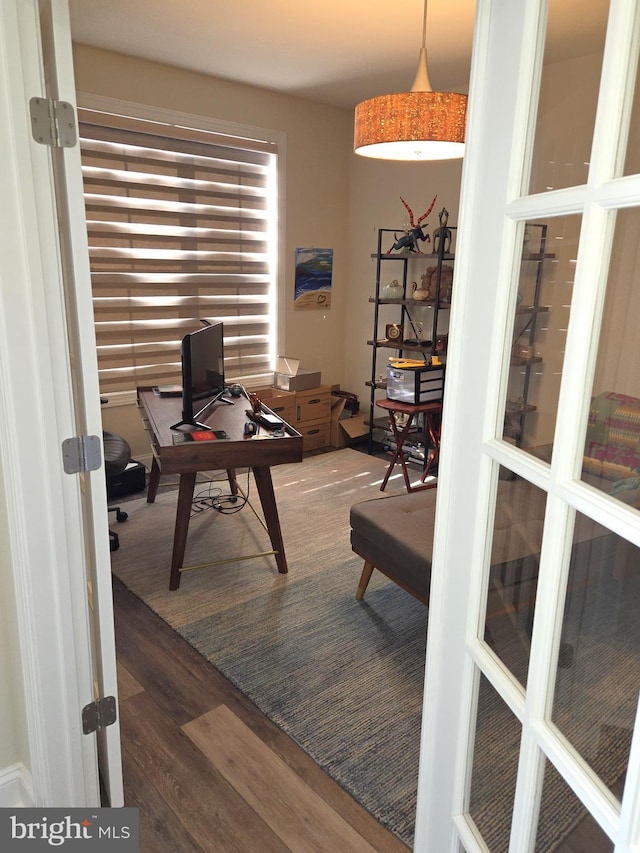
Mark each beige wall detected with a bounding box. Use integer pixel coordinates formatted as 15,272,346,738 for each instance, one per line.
346,156,463,401
72,44,465,458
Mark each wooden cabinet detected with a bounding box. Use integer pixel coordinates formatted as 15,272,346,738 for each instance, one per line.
366,214,456,449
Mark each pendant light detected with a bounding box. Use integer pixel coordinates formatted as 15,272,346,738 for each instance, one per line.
354,0,467,161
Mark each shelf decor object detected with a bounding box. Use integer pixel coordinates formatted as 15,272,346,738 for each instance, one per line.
353,0,467,161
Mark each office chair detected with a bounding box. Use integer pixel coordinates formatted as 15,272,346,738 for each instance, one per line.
102,422,131,552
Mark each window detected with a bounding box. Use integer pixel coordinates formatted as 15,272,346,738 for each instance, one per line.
78,108,278,394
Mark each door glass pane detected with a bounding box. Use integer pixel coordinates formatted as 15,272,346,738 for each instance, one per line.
528,0,610,195
622,29,640,176
504,216,580,455
485,469,547,687
537,759,614,851
469,674,520,853
583,208,640,508
552,514,639,801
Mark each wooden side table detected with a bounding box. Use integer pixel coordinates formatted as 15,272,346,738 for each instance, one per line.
376,398,443,493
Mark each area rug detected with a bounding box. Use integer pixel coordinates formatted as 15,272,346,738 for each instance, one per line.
110,448,634,850
110,448,426,846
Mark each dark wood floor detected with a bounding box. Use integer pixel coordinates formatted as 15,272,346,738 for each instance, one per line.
113,576,410,853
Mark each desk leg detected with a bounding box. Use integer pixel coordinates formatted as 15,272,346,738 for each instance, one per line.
227,468,238,496
169,472,196,590
147,457,161,503
380,414,415,492
252,466,288,574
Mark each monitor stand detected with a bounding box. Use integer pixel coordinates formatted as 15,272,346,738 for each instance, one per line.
170,389,233,431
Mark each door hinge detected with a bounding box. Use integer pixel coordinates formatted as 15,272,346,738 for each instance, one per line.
29,97,77,148
82,696,117,735
62,435,102,474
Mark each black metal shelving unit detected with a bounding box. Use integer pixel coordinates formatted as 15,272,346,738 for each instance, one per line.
506,222,554,446
366,219,456,452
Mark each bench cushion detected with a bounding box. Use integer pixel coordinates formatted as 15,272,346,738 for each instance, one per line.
350,488,437,600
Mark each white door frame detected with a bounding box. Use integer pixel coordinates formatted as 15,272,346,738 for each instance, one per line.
415,0,640,850
0,0,121,806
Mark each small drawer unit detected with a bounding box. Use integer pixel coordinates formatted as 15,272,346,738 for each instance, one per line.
386,364,445,405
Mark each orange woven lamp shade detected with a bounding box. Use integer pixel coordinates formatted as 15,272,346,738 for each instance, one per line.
354,90,467,161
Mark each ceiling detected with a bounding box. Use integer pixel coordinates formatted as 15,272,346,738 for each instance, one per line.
68,0,610,112
68,0,477,111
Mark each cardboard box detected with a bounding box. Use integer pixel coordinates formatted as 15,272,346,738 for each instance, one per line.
387,364,445,404
274,356,321,392
297,385,332,422
331,403,369,448
256,386,296,424
330,395,347,446
299,418,331,452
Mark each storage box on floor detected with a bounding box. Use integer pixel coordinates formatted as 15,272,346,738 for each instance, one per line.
257,381,332,452
386,364,445,405
255,387,296,425
330,394,369,448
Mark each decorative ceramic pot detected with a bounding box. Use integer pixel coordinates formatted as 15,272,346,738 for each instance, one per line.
382,279,403,299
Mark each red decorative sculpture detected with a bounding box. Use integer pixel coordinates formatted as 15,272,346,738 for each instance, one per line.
387,195,437,254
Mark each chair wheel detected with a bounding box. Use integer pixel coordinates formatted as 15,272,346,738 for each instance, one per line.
110,532,120,551
116,510,128,523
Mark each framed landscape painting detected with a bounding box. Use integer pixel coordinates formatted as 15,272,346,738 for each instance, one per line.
294,247,333,309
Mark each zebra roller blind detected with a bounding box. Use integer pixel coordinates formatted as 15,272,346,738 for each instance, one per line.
78,108,277,394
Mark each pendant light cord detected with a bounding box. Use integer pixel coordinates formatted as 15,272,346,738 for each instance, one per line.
421,0,428,50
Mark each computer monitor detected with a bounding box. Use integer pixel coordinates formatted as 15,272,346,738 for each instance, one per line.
171,321,226,430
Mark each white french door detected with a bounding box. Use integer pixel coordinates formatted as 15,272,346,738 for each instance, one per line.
0,0,122,805
415,0,640,851
44,0,124,805
38,0,123,805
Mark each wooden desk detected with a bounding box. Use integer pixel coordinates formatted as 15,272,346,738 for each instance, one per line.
137,387,303,590
376,398,442,493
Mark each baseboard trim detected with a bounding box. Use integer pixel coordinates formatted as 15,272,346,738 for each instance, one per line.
0,763,34,807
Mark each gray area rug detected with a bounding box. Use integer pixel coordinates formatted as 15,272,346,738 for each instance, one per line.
111,448,634,850
111,449,425,845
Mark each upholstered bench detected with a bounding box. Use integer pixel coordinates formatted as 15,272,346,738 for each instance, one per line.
349,486,438,605
350,471,615,615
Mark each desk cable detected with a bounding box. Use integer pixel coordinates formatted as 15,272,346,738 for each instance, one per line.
191,469,251,517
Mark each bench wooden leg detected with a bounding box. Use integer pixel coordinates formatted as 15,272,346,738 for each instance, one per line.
356,560,375,600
